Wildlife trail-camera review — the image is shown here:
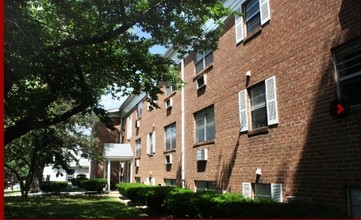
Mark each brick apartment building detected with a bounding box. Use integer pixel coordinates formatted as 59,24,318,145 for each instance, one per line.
91,0,361,216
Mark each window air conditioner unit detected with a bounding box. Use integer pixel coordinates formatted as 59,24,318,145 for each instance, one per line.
165,155,172,165
196,75,207,89
136,120,140,128
135,159,140,167
165,98,173,109
196,148,208,161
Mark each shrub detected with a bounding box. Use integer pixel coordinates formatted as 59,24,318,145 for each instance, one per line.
115,184,347,218
163,187,198,217
116,183,152,205
71,174,88,188
80,178,107,193
40,181,68,195
144,186,175,213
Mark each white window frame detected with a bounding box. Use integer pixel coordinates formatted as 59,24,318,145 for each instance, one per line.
165,81,175,96
135,139,141,158
242,182,283,202
165,98,173,109
195,106,215,143
239,76,278,132
235,0,270,43
196,148,208,161
147,100,157,111
164,178,177,186
196,74,207,89
195,181,217,192
164,154,172,164
165,123,176,151
195,50,213,74
333,38,361,107
147,131,156,155
136,102,142,119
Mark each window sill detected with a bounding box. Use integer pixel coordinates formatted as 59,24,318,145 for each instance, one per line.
164,149,176,154
237,27,262,46
193,64,213,81
165,91,176,100
243,27,262,44
193,139,215,147
147,154,154,157
135,156,141,159
247,127,269,137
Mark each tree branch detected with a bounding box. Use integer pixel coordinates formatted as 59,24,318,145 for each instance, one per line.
5,102,91,146
46,0,167,52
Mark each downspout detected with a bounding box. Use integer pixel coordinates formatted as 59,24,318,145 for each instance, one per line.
181,58,185,188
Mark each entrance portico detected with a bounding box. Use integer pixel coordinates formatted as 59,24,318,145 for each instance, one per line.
103,143,133,191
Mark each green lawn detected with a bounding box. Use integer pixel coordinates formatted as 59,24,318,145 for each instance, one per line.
5,194,144,218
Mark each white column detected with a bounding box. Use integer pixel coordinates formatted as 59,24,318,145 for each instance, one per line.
103,160,107,178
181,58,185,188
107,160,111,191
128,160,133,183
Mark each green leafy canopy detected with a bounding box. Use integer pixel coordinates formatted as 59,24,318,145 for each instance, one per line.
5,0,235,145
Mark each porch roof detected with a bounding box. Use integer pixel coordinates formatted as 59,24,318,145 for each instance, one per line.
103,143,133,161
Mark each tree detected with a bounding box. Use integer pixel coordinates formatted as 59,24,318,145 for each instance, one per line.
5,0,234,145
4,110,101,201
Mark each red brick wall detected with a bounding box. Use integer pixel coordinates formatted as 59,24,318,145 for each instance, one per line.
181,0,361,211
122,82,183,186
91,121,120,179
99,0,361,213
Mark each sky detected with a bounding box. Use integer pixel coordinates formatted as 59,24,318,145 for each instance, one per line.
98,26,167,110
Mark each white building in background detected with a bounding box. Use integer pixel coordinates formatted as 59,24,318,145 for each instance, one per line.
42,152,91,182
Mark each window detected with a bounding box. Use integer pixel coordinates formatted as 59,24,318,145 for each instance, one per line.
165,98,173,109
195,50,213,74
135,139,141,158
239,76,278,132
165,123,176,150
349,188,361,218
235,0,270,43
242,182,283,202
195,181,217,192
80,153,88,159
196,148,208,161
165,154,172,164
333,38,361,106
135,177,141,183
164,179,177,186
195,106,215,142
147,100,157,111
250,82,267,129
136,102,142,119
147,131,156,155
165,81,175,96
196,75,207,89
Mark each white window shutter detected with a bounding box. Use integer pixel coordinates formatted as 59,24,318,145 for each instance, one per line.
235,13,244,43
239,90,248,132
271,183,283,202
146,134,150,155
260,0,271,25
127,115,132,139
265,76,278,125
242,182,252,198
152,131,156,154
151,177,156,186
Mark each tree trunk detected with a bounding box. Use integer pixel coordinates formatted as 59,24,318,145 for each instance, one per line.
31,164,45,192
